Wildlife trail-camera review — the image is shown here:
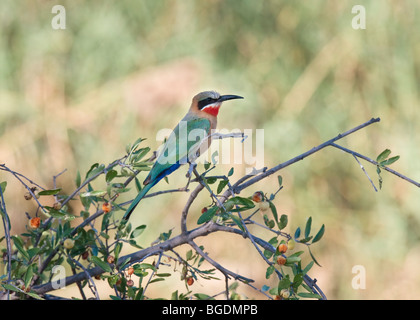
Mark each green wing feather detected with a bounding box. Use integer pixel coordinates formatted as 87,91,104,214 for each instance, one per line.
144,118,211,184
123,118,211,220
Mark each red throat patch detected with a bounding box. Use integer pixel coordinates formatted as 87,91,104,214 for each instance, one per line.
202,105,220,117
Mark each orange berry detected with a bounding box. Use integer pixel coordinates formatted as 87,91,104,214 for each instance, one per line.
107,255,115,264
277,244,288,254
252,192,263,203
186,276,194,286
201,207,208,214
127,266,134,276
102,202,111,213
29,217,41,229
276,256,286,265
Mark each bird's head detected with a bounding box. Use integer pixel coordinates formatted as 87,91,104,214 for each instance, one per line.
191,91,243,117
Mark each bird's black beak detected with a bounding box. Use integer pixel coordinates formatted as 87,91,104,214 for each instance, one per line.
217,94,244,102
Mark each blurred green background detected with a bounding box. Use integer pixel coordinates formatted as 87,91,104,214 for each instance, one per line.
1,0,420,299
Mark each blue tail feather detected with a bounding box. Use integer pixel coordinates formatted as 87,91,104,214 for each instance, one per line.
123,162,182,221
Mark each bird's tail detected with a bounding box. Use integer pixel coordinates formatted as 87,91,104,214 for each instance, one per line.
122,182,155,221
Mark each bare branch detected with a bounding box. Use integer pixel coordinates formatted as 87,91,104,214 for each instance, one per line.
331,142,420,188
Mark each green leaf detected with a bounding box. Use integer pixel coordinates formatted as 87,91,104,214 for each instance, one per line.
149,278,165,284
308,247,322,267
376,149,391,162
298,236,313,243
1,284,44,300
225,196,255,209
24,264,34,288
380,155,400,166
292,273,304,290
134,177,142,192
269,286,279,296
114,242,123,261
278,214,288,230
285,255,301,266
86,163,105,179
206,177,217,184
197,206,218,225
312,224,325,244
137,263,157,271
204,161,211,170
38,188,61,196
294,227,301,239
0,181,7,193
75,170,81,188
171,290,179,300
156,273,173,278
263,214,275,229
228,167,234,177
130,225,146,238
288,251,304,258
186,250,193,261
80,190,107,198
91,256,113,273
229,282,239,291
1,283,21,293
264,249,274,259
27,247,40,259
217,180,229,194
194,293,214,300
277,175,283,187
302,261,315,275
268,236,278,247
106,170,118,183
298,292,322,299
132,147,151,162
278,276,291,290
47,209,68,219
12,236,30,262
230,214,245,232
118,257,131,271
265,265,275,279
268,201,278,223
304,217,312,238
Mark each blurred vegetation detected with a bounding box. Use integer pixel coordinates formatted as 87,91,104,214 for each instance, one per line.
1,0,420,299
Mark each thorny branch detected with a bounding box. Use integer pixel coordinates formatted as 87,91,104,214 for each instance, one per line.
2,117,419,300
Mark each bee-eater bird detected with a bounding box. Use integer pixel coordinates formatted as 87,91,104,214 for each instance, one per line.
123,91,243,221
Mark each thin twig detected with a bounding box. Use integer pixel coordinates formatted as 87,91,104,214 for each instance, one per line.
352,154,378,192
188,240,254,283
0,187,12,300
231,117,381,194
181,184,204,233
331,142,420,188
